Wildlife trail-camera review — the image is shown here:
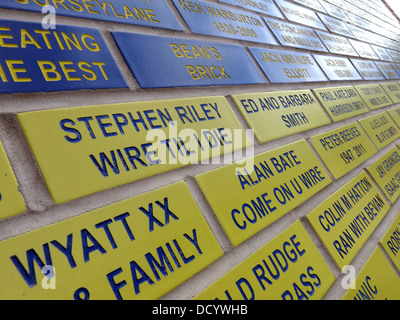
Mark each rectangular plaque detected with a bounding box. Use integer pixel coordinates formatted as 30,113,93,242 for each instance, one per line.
307,172,389,269
231,90,331,143
310,122,377,179
324,0,349,11
348,39,379,60
373,34,393,49
293,0,327,13
381,83,400,103
385,38,400,52
172,0,278,44
367,147,400,201
0,19,127,94
195,139,332,246
312,86,369,122
18,96,252,204
359,112,400,150
316,13,354,38
313,54,362,81
316,31,359,57
0,0,182,30
371,45,395,62
380,213,400,272
393,64,400,78
388,106,400,128
264,17,328,52
319,0,351,23
220,0,284,18
194,220,335,300
369,32,389,49
112,33,265,88
346,11,370,29
342,247,400,300
347,24,374,44
248,47,328,83
355,84,393,110
350,59,385,80
375,62,400,80
388,49,400,63
0,139,25,220
275,0,327,31
0,181,223,299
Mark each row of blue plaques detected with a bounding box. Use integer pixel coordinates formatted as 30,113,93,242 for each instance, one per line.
0,4,400,93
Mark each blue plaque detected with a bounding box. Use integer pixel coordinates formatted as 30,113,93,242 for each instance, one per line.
0,0,182,31
316,31,359,57
313,54,362,81
375,62,400,80
0,19,127,95
371,45,395,62
347,24,387,48
316,13,354,38
112,32,265,88
346,11,370,29
348,39,379,60
275,0,327,31
385,38,400,52
319,1,351,23
324,0,349,11
264,18,327,52
172,0,278,45
388,49,400,63
249,48,327,83
293,0,327,13
347,24,371,44
350,59,385,80
219,0,284,18
392,64,400,78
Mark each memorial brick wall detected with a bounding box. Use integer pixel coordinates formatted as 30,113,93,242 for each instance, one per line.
0,0,400,301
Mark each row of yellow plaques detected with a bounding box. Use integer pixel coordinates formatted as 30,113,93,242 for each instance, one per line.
11,82,400,210
2,84,400,299
2,179,398,300
1,151,399,299
198,164,400,300
234,83,400,145
196,219,400,300
0,181,223,300
2,84,400,237
0,132,400,299
3,85,400,229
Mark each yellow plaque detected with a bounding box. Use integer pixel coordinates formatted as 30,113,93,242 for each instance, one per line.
18,97,251,204
312,86,369,122
307,172,390,269
359,111,400,150
0,181,223,300
342,247,400,300
380,82,400,103
355,84,392,110
194,220,335,300
0,139,25,220
310,122,377,179
387,106,400,128
367,147,400,201
195,139,332,246
380,213,400,272
231,90,331,143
